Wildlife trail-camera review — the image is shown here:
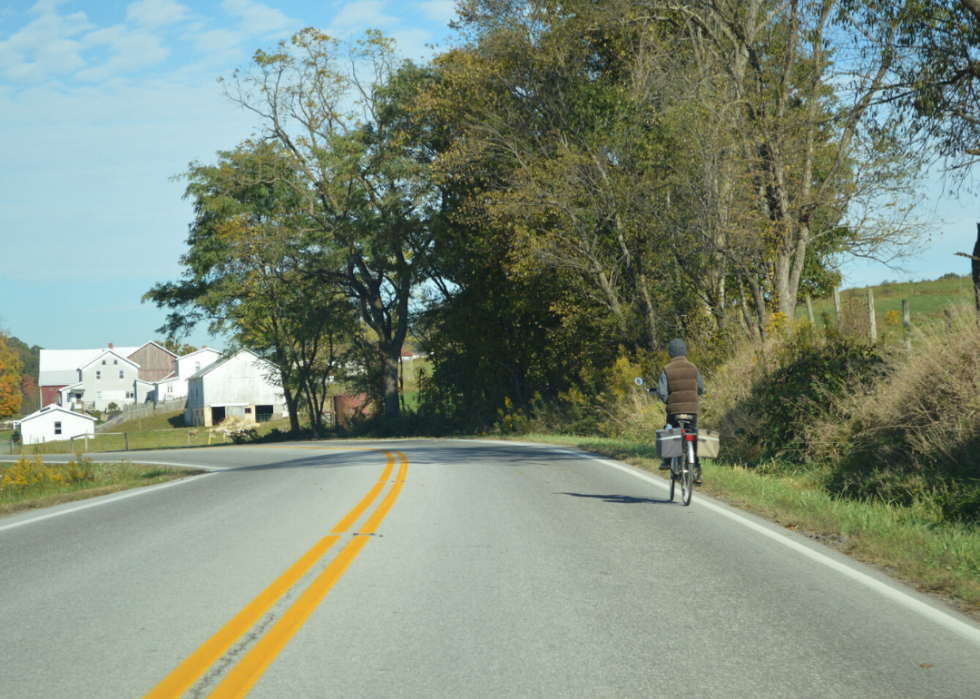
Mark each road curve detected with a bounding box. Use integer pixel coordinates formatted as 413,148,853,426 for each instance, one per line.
1,439,978,698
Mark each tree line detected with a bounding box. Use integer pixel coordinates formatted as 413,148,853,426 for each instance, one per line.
145,0,980,430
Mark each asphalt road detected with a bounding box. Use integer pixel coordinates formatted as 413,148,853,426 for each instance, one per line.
1,440,979,698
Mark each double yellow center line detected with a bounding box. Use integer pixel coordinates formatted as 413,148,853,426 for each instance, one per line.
145,447,409,699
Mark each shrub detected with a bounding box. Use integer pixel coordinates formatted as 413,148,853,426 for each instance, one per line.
712,324,886,463
815,306,980,521
230,428,259,444
0,454,94,494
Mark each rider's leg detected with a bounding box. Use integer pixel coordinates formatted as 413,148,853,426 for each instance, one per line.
661,414,679,469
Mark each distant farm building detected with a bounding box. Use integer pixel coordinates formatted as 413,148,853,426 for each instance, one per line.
39,342,177,410
16,405,96,444
184,350,288,427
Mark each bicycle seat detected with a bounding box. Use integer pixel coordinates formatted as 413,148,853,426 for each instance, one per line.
673,413,695,421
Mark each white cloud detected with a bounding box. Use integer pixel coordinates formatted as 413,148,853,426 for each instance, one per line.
0,1,92,82
418,0,456,22
125,0,191,30
194,28,245,58
390,27,434,60
333,0,398,28
222,0,295,36
77,27,169,81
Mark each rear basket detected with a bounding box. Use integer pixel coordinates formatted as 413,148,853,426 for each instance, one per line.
696,429,721,459
655,428,684,459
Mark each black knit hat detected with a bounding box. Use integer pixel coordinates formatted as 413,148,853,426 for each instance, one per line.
668,338,686,358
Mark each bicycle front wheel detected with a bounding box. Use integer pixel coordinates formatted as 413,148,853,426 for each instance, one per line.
681,442,695,506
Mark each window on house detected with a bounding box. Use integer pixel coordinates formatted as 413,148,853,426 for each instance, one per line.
113,359,118,365
245,407,252,414
126,391,133,399
54,421,62,435
97,391,102,401
102,360,106,365
167,384,173,393
96,371,101,380
195,362,201,372
119,370,124,379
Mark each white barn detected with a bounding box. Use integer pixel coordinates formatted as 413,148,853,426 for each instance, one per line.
152,347,223,404
17,405,96,444
184,350,288,427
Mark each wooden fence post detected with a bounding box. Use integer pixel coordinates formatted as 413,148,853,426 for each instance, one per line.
902,299,911,351
805,295,815,325
124,433,129,451
833,287,842,329
867,288,877,342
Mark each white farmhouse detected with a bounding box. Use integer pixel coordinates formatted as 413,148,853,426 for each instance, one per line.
17,405,96,444
153,347,223,404
184,350,288,427
39,345,139,408
69,349,141,412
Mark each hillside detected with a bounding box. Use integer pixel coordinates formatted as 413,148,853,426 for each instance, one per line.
796,273,975,334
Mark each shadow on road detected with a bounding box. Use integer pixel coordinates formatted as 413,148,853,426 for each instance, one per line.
557,492,673,505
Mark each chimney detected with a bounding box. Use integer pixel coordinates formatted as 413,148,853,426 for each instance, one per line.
109,343,114,349
203,345,207,348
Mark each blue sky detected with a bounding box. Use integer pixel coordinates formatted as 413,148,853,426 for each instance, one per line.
0,0,978,352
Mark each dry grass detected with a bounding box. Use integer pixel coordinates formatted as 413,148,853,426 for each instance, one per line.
807,304,980,504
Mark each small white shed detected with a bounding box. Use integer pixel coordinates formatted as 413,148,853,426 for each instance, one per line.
17,405,97,444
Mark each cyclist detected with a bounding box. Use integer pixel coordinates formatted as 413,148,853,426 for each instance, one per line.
657,338,704,484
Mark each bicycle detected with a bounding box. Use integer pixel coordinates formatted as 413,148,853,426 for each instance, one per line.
635,377,699,506
667,413,698,507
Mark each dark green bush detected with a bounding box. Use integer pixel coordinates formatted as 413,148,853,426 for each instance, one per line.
743,330,886,461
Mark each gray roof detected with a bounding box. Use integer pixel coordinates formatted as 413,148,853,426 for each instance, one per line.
19,404,97,424
186,349,268,381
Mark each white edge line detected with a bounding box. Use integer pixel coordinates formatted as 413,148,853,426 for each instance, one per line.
0,472,214,534
462,438,980,647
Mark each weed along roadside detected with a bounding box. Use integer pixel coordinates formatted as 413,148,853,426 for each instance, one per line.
0,455,204,518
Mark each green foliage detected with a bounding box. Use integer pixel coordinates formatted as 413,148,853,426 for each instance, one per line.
729,329,887,462
159,338,198,356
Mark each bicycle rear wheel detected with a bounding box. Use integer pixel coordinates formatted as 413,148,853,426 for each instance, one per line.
680,442,695,506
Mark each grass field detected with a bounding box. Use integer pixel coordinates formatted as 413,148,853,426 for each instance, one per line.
796,274,976,338
0,455,203,517
12,410,294,455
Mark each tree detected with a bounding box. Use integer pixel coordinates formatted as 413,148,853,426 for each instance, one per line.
866,0,980,170
222,29,441,418
159,338,198,356
662,0,925,323
145,142,359,434
0,330,24,419
438,1,690,352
